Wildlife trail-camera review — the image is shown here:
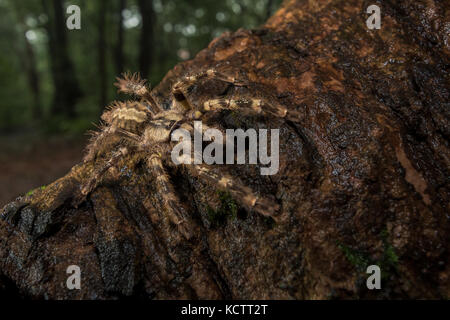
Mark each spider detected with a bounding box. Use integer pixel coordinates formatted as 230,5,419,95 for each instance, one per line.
80,69,294,238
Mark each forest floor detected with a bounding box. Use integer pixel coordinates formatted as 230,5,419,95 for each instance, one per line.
0,133,86,207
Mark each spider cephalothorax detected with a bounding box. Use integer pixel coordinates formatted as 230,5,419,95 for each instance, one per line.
82,69,294,238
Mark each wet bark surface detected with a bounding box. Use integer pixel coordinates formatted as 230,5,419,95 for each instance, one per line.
1,0,449,299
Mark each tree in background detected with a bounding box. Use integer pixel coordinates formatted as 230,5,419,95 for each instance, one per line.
42,0,82,118
98,0,108,110
11,2,42,120
0,0,281,132
115,0,126,75
137,0,154,80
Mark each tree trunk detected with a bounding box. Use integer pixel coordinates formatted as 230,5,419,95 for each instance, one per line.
115,0,126,75
11,3,43,120
265,0,274,21
1,0,449,299
42,0,82,118
137,0,154,80
22,35,42,120
98,0,107,110
13,2,42,120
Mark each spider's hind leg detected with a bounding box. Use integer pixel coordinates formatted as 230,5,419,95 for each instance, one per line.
81,147,129,197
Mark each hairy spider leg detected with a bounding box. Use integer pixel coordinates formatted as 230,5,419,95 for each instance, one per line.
201,97,292,119
81,147,129,196
174,122,280,219
171,69,248,106
183,69,247,87
173,70,302,122
148,154,194,240
187,164,280,219
114,72,161,113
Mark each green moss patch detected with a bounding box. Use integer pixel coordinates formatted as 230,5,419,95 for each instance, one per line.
206,191,238,228
338,228,399,279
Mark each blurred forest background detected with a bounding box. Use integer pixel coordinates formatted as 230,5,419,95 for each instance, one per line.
0,0,282,205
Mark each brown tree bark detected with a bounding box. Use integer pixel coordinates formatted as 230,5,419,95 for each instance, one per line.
1,0,449,299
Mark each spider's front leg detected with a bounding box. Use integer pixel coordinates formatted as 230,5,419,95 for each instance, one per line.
187,164,280,221
176,69,247,89
171,69,247,103
201,96,298,120
174,122,281,220
173,69,299,121
114,72,160,114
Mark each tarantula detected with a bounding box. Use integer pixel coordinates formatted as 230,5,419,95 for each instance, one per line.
81,69,292,238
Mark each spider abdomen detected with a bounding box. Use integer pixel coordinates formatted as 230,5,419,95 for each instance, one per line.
103,101,149,134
